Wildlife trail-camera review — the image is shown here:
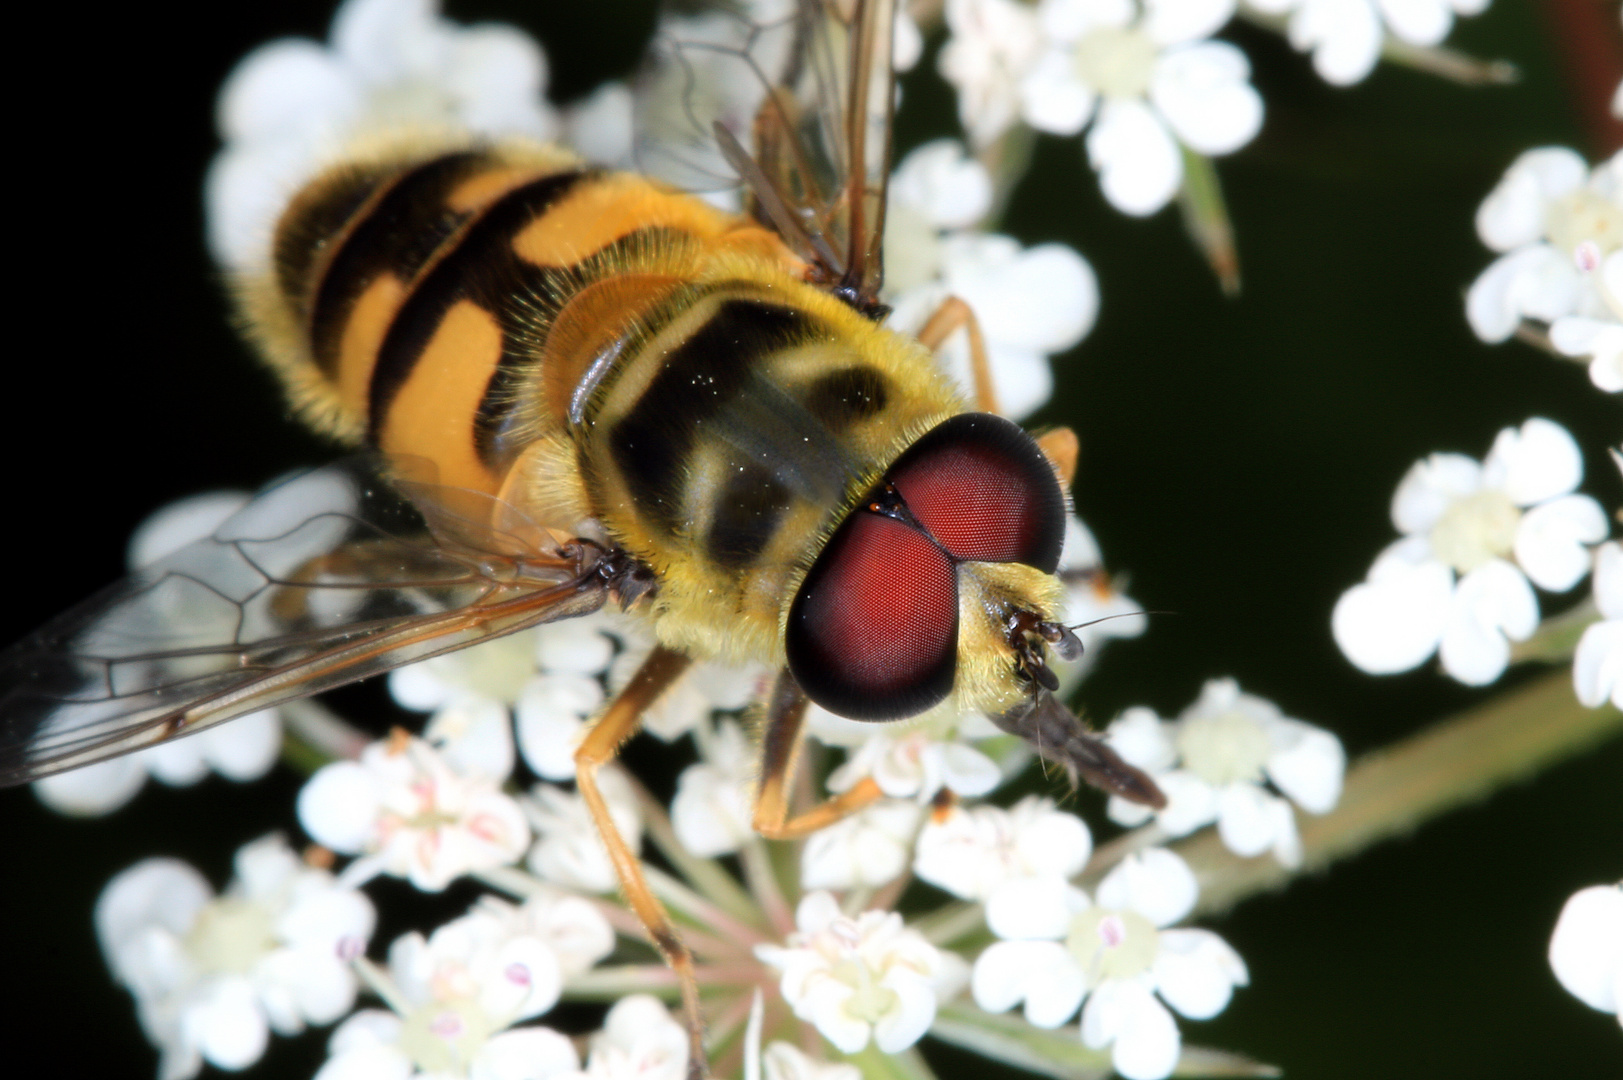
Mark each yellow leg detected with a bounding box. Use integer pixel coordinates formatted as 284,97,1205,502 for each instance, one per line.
574,646,707,1078
751,671,884,840
915,295,999,415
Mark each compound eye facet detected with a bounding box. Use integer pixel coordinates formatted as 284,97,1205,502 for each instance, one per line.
786,512,958,721
887,413,1066,573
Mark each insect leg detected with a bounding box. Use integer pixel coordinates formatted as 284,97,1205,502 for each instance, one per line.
914,295,999,415
573,645,707,1078
751,671,883,840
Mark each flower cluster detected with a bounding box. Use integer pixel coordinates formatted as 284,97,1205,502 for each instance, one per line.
940,0,1263,215
1246,0,1492,87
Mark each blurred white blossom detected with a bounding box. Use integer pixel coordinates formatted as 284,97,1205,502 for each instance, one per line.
1105,680,1344,866
756,892,950,1054
524,766,642,892
1468,147,1623,393
671,719,757,857
98,835,374,1080
1574,541,1623,710
315,895,591,1080
914,796,1093,901
35,491,283,817
298,734,531,891
800,799,926,890
972,848,1247,1080
563,994,688,1080
1248,0,1491,86
943,0,1261,215
884,139,1099,418
1333,418,1609,685
1547,882,1622,1026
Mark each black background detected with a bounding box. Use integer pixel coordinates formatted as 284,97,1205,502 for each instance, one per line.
1,2,1620,1078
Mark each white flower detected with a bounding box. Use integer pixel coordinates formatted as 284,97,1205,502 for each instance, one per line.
939,0,1047,148
609,634,765,741
800,800,926,891
997,0,1260,215
671,720,757,857
298,734,531,891
562,994,689,1080
1467,148,1623,347
813,696,1005,805
1575,542,1623,710
1333,418,1610,686
914,796,1093,901
524,766,642,892
756,892,948,1054
35,491,283,816
98,835,374,1080
1550,249,1623,393
971,848,1246,1080
1252,0,1491,87
208,0,559,271
315,899,584,1080
1104,681,1345,866
1547,883,1623,1024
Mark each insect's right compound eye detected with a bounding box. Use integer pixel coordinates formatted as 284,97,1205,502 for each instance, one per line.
785,512,958,721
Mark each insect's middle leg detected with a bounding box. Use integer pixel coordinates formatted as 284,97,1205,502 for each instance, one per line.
574,645,707,1078
915,294,1000,416
751,671,883,840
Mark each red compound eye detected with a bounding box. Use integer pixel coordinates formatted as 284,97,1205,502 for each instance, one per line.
786,513,958,721
888,413,1066,572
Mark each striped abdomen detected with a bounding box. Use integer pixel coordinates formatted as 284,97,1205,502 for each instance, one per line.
243,141,965,664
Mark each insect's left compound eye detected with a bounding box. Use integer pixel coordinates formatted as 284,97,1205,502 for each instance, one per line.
785,512,959,721
887,413,1067,572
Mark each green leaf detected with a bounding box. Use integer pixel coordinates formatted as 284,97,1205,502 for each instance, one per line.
929,1001,1280,1080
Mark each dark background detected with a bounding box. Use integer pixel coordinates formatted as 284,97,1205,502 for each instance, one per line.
2,1,1620,1077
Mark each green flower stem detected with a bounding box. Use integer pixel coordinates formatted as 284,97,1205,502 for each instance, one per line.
626,772,766,929
1378,38,1519,86
1510,597,1600,664
1177,148,1240,297
1178,670,1623,919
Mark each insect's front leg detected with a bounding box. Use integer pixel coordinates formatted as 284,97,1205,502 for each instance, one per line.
914,294,1000,415
573,645,706,1078
751,671,882,840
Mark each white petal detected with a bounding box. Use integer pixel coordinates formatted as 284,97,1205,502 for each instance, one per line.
939,742,1003,796
331,0,443,83
1265,723,1346,814
872,973,938,1051
1376,0,1452,46
1144,0,1236,44
216,39,358,144
1153,928,1248,1019
1106,707,1178,771
1149,42,1262,156
426,697,516,781
1470,245,1584,341
1153,771,1221,837
1082,980,1181,1080
1391,453,1483,534
891,140,995,228
1332,547,1453,674
35,755,147,816
941,237,1100,354
1438,560,1539,685
297,761,383,854
562,81,635,167
1019,50,1097,135
127,491,252,569
1573,620,1623,709
1290,0,1383,86
443,25,557,140
1514,495,1609,591
1215,784,1292,859
1038,0,1135,41
1476,148,1588,252
1096,848,1198,927
515,673,601,781
1548,884,1623,1014
185,977,269,1071
1593,542,1623,618
986,876,1088,940
1086,99,1183,216
971,939,1079,1016
96,859,210,982
1485,417,1584,506
200,708,283,781
474,1026,579,1080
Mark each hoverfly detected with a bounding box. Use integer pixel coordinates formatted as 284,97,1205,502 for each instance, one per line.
0,2,1163,1073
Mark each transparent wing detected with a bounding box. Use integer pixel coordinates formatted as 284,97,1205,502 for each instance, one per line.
0,459,614,785
636,0,897,310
